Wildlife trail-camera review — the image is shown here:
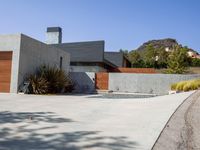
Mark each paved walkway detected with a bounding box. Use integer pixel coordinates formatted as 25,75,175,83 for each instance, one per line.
0,92,194,150
153,90,200,150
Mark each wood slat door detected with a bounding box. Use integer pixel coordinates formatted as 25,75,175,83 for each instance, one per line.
0,52,12,93
95,73,109,90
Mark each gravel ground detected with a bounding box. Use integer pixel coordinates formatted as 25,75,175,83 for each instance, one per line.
152,90,200,150
0,92,194,150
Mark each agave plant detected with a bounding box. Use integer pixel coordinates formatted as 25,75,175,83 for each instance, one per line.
26,65,74,94
39,66,69,93
64,76,75,93
28,74,49,94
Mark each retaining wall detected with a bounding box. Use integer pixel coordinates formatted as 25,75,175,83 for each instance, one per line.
109,73,200,95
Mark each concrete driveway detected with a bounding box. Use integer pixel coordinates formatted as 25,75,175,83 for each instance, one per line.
0,92,193,150
153,90,200,150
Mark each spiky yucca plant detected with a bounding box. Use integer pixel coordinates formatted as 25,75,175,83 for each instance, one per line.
28,74,49,94
26,65,74,94
39,66,71,93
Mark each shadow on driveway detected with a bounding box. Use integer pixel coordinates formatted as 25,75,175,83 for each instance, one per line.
0,111,138,150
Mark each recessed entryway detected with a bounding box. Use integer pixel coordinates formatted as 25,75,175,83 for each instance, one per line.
0,51,12,93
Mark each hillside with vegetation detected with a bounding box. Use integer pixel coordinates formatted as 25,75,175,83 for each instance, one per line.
136,38,178,53
124,38,200,74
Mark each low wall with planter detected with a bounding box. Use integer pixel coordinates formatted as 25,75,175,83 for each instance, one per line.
109,73,200,95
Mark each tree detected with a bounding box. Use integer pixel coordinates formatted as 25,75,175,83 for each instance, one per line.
128,45,169,68
128,51,145,67
190,58,200,67
167,45,189,74
119,49,129,57
157,47,169,68
144,44,158,68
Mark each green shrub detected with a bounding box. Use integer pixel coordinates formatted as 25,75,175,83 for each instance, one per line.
176,81,187,91
183,80,200,91
190,58,200,67
26,65,74,94
171,79,200,92
183,82,195,91
171,83,178,90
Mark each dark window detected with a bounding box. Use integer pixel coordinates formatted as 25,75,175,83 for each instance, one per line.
60,57,63,69
70,62,99,66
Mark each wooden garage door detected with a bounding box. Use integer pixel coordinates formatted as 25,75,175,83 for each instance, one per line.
0,52,12,93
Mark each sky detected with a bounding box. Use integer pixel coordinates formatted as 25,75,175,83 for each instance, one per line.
0,0,199,52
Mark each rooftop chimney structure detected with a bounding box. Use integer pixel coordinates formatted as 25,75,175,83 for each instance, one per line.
46,27,62,44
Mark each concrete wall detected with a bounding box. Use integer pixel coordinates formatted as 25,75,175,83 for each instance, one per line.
18,34,70,90
46,32,61,44
70,66,106,72
69,72,95,93
0,34,70,93
109,73,200,95
0,34,21,93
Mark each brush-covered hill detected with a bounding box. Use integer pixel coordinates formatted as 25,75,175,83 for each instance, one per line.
127,38,200,69
136,38,178,52
128,38,198,59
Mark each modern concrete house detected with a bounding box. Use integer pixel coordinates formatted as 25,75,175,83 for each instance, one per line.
47,27,131,72
53,40,117,72
0,34,70,93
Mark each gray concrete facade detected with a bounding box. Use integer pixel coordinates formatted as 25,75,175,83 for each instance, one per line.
51,40,110,72
104,52,125,67
0,34,70,93
52,41,105,62
108,73,200,95
69,72,95,93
